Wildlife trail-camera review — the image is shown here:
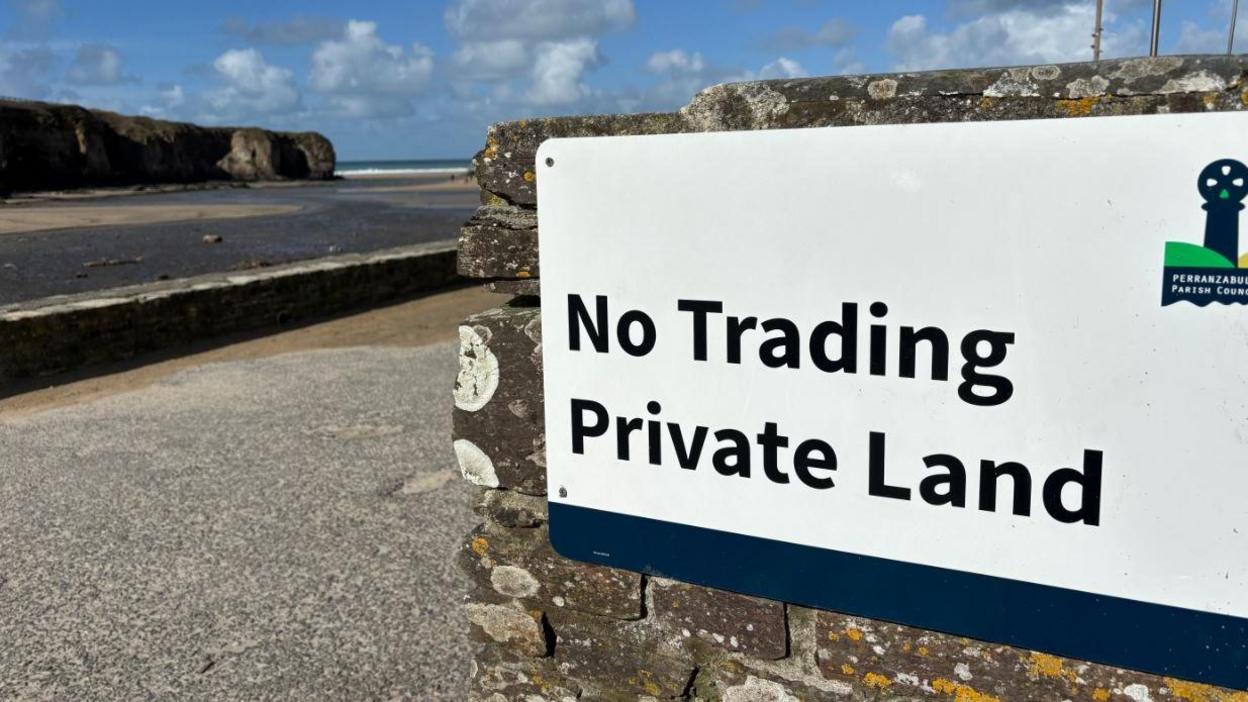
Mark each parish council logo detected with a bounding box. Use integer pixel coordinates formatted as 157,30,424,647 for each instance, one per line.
1162,159,1248,306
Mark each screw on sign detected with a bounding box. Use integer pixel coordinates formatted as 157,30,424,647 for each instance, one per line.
1199,158,1248,265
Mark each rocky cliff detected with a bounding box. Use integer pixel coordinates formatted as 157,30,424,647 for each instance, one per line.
0,99,336,193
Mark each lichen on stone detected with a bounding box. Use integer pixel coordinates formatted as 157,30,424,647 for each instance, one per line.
455,438,500,488
455,324,500,412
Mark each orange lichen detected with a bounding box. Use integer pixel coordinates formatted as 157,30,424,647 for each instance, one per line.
1057,96,1099,116
530,672,547,689
627,670,662,697
826,631,840,641
638,670,661,697
902,642,913,653
845,627,864,642
470,536,489,556
516,270,531,279
862,672,892,689
1092,688,1111,701
932,678,1003,702
918,646,930,657
1165,678,1248,702
1029,652,1063,677
1027,652,1076,682
523,170,535,182
1241,90,1248,108
840,663,855,676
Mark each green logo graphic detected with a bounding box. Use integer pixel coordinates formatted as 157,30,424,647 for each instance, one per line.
1161,159,1248,306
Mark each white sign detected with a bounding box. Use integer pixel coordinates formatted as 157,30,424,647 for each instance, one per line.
537,112,1248,686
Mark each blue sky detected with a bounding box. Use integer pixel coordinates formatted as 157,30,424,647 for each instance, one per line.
0,0,1242,160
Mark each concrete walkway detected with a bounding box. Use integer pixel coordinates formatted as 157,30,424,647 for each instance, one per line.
0,341,479,700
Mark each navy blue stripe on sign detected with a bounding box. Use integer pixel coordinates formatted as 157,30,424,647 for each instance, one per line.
549,503,1248,690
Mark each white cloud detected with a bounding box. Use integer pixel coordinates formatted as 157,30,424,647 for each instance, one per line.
760,19,855,51
310,20,434,117
324,94,419,118
1175,20,1228,53
445,0,634,41
139,82,185,117
5,0,63,40
527,37,600,105
634,51,812,113
159,83,185,108
0,1,60,99
205,48,300,117
443,0,633,111
886,4,1145,72
65,44,133,85
949,0,1074,15
1165,0,1245,54
0,45,54,98
829,48,865,76
646,49,705,75
221,15,345,45
756,57,807,80
450,39,530,81
714,57,811,84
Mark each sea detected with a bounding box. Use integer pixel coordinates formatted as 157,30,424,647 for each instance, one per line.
335,158,472,176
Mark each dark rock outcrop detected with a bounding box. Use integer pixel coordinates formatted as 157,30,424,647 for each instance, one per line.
0,99,335,193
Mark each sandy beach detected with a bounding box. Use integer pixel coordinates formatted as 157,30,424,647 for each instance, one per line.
0,173,478,231
0,204,301,235
0,174,480,305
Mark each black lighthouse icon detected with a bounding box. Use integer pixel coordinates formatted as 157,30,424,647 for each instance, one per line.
1199,159,1248,265
1161,159,1248,306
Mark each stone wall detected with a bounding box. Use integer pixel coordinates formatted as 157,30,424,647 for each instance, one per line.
0,242,457,387
0,100,335,193
452,56,1248,701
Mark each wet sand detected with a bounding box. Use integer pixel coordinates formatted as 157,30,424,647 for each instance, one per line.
0,174,480,305
0,204,301,235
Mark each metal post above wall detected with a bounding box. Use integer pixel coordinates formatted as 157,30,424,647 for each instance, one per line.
1231,0,1240,55
1151,0,1163,56
1092,0,1104,61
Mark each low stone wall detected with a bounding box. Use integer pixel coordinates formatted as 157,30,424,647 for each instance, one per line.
0,242,458,387
0,100,335,193
452,56,1248,701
